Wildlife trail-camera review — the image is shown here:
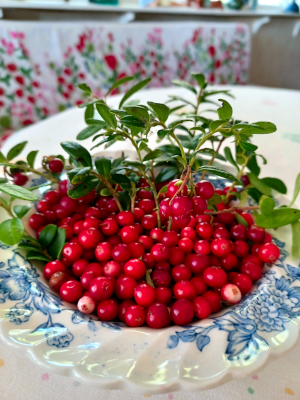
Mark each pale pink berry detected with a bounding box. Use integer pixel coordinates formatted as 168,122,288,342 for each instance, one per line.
77,295,96,314
221,283,242,305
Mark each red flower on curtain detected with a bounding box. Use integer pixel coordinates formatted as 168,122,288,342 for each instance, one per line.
208,46,216,57
104,54,118,70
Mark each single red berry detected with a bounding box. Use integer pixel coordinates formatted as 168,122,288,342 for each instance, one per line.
72,258,89,277
161,231,179,247
174,280,197,302
97,298,118,321
89,276,114,301
192,196,208,215
247,225,266,243
233,273,252,294
233,240,250,258
78,296,96,314
139,199,155,214
155,287,172,305
263,232,273,243
230,224,247,241
213,227,230,241
102,260,121,278
191,275,207,295
203,291,222,313
143,253,156,269
241,175,250,186
185,254,209,275
203,267,227,287
128,242,145,259
37,200,51,214
84,207,101,220
120,225,139,244
178,238,194,253
168,247,185,265
133,222,143,235
124,259,146,280
167,179,188,198
62,243,82,262
111,243,131,262
125,305,146,327
221,283,242,304
180,227,196,241
95,242,112,262
194,240,210,256
60,225,73,240
188,215,197,228
193,296,212,319
138,235,153,250
243,254,263,268
118,300,135,322
152,270,171,287
146,303,169,329
241,262,262,282
60,280,82,302
171,196,192,218
117,211,134,226
60,196,78,215
134,283,156,307
159,198,172,218
44,210,57,223
154,261,171,272
58,179,68,195
211,238,231,257
196,222,213,240
85,262,103,276
101,218,118,236
151,243,170,262
137,189,153,200
81,217,98,230
220,253,238,271
141,215,157,230
44,260,65,280
217,211,236,225
49,271,70,292
195,180,215,199
196,215,211,224
107,198,118,213
81,271,98,290
49,158,64,173
171,299,194,326
171,264,191,282
150,228,164,243
79,228,102,249
251,243,261,255
13,172,28,186
258,243,280,263
115,275,137,299
133,207,145,222
29,214,46,231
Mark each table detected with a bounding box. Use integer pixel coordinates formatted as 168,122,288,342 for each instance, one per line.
1,85,300,400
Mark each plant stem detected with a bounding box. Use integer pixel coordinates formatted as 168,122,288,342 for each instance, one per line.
90,171,123,212
167,217,173,231
200,137,225,181
170,167,191,204
0,200,14,218
143,174,161,229
1,163,58,183
169,131,187,165
204,206,259,215
189,171,195,198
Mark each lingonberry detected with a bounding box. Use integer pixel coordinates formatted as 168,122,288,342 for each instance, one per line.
79,228,102,249
69,237,80,245
143,253,156,269
62,243,82,262
233,240,250,258
61,257,73,268
188,215,197,228
258,243,280,263
120,225,139,244
116,211,134,226
230,224,247,241
44,190,61,204
80,271,98,290
58,179,68,195
95,242,112,262
60,196,78,215
44,210,57,223
37,200,51,214
125,305,146,327
155,287,172,305
118,300,135,322
193,296,212,319
137,189,153,200
228,271,239,283
141,214,157,230
107,235,122,247
161,231,179,247
196,222,213,239
241,174,250,186
171,264,191,282
221,284,242,304
241,212,254,226
179,238,194,253
171,299,194,326
139,199,155,214
29,213,46,230
115,276,137,299
128,242,145,259
134,283,156,307
60,217,75,227
103,260,122,278
151,243,170,262
77,296,96,314
208,255,221,267
167,179,188,198
180,227,196,241
216,207,236,225
251,243,261,255
49,271,70,292
152,269,171,287
146,303,170,329
72,258,89,277
60,280,82,302
55,206,69,220
194,240,211,256
49,158,64,173
100,217,118,236
97,299,119,321
150,228,164,243
191,275,207,295
171,196,193,218
85,262,103,276
211,238,231,257
247,225,266,243
213,227,230,240
155,261,171,272
263,232,273,243
133,222,143,235
44,260,65,280
133,207,145,222
13,172,28,186
212,222,226,230
81,217,98,230
168,247,185,265
107,198,119,213
233,273,252,294
138,235,154,250
195,180,215,199
174,280,197,302
241,262,262,282
84,207,101,220
220,253,238,271
89,276,114,301
192,196,208,215
124,259,146,280
203,267,227,287
60,224,73,240
185,254,210,274
243,254,263,268
203,291,222,313
196,215,211,224
159,198,172,218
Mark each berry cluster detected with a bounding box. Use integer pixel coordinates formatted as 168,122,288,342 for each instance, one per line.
30,178,280,329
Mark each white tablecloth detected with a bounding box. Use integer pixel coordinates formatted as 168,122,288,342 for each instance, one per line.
1,85,300,400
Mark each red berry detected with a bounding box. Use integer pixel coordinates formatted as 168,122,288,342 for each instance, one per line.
152,270,171,287
44,260,65,280
247,225,266,243
78,296,96,314
118,300,135,322
171,196,192,218
60,280,82,302
29,213,46,230
233,240,250,258
221,283,242,304
241,175,250,186
179,238,194,253
62,243,82,262
13,172,28,186
37,200,51,214
115,276,137,299
125,305,145,327
138,235,153,250
191,275,207,295
230,224,247,240
174,280,197,302
171,299,194,326
89,276,114,301
193,296,212,319
150,228,164,243
101,218,118,235
128,242,145,259
124,259,146,280
85,262,103,276
72,258,89,277
180,227,196,241
79,228,102,249
161,231,178,247
117,211,134,226
194,240,210,256
141,215,157,230
97,299,118,321
120,225,139,244
155,261,171,272
211,238,231,257
146,303,169,329
139,199,155,214
49,271,70,291
81,217,98,230
60,196,78,215
171,264,191,282
233,273,252,294
203,267,227,287
196,222,213,240
185,254,209,274
81,271,97,290
220,253,238,271
213,227,230,240
133,207,144,222
155,287,172,305
134,283,156,307
95,242,112,262
241,212,254,226
84,207,101,219
137,189,153,200
103,260,122,278
241,262,262,282
159,198,172,218
203,291,222,313
143,253,156,269
49,158,64,173
258,242,280,263
167,179,188,198
196,215,211,223
151,243,169,262
60,225,73,240
107,198,118,213
192,196,208,215
195,180,215,199
243,254,263,268
217,211,236,225
59,180,68,195
44,211,57,223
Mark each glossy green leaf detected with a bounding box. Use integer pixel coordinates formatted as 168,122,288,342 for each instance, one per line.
288,173,300,207
67,176,99,199
196,166,242,184
61,141,92,168
143,149,163,162
39,224,57,249
118,191,131,211
157,129,170,139
119,78,151,109
169,155,186,167
248,173,271,196
241,122,276,134
0,217,24,245
7,141,28,161
47,227,66,260
189,148,216,160
247,155,260,176
96,104,117,129
77,125,102,140
189,126,206,133
248,188,262,203
238,191,248,206
232,123,264,132
292,221,300,259
77,83,92,94
217,99,232,120
255,208,300,229
13,204,31,219
259,195,275,216
84,104,94,122
240,141,258,152
261,177,287,195
18,243,42,252
86,119,108,128
169,119,193,129
172,80,197,94
209,119,228,132
235,213,248,227
100,188,111,196
224,147,239,172
207,193,222,206
95,157,112,178
191,73,205,89
155,166,178,183
111,174,131,190
0,152,6,163
26,250,50,262
0,184,38,201
124,105,149,123
27,150,38,168
147,102,170,123
120,115,145,127
106,76,134,96
123,160,145,170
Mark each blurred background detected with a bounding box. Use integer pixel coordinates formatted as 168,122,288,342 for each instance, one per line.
0,0,299,140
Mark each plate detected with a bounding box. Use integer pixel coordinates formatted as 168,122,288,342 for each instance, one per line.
0,150,299,394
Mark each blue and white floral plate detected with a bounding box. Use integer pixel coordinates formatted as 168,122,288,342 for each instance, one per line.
0,150,299,394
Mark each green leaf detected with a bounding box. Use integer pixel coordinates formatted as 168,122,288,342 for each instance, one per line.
292,221,300,259
259,195,275,216
84,104,94,123
7,141,28,161
100,188,111,196
86,119,108,128
189,126,206,133
232,123,263,131
106,76,134,96
26,250,50,262
157,129,170,140
255,208,300,229
77,125,102,140
260,177,287,195
247,155,260,176
95,157,112,178
0,184,38,201
124,105,149,123
39,224,57,249
119,78,151,109
67,176,99,199
235,213,248,228
158,184,168,196
217,99,232,120
123,160,146,170
96,104,117,129
288,173,300,207
169,155,186,167
120,115,145,127
191,73,205,89
172,80,197,94
0,217,24,245
155,166,178,183
139,142,149,152
207,193,222,205
0,152,6,163
240,141,258,152
27,150,38,168
78,99,102,109
13,204,31,219
241,122,277,134
189,148,216,161
248,188,262,203
196,166,242,184
209,119,228,132
224,147,239,172
111,174,131,190
118,191,131,211
77,83,92,94
61,141,92,168
247,173,272,196
238,191,248,206
147,102,170,123
47,227,66,260
169,119,193,129
18,243,42,252
22,235,42,248
143,149,163,162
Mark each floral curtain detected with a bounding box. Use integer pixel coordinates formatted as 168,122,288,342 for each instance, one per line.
0,21,250,139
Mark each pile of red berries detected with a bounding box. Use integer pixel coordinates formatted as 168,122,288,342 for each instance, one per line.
29,178,280,329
